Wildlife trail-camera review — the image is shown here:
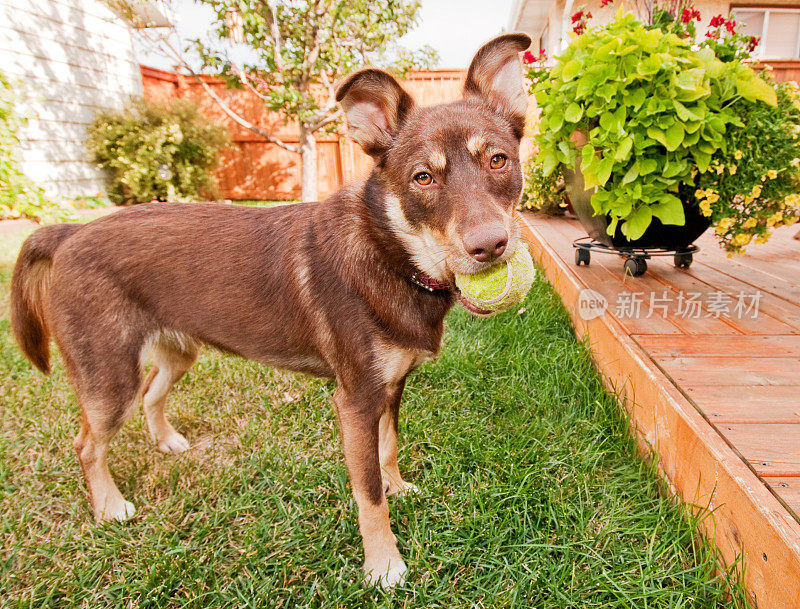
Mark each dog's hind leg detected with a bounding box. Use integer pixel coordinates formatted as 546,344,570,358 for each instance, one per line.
66,351,143,523
141,333,199,455
379,379,418,497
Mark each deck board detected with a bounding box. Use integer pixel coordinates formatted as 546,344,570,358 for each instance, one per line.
766,477,800,514
683,386,800,423
679,262,800,332
720,424,800,476
633,335,800,357
645,257,800,335
521,213,800,608
656,356,800,386
542,216,740,335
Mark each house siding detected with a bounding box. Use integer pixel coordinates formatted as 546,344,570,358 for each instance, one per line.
0,0,143,197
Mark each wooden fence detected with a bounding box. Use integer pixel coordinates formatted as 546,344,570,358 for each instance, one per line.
141,66,467,200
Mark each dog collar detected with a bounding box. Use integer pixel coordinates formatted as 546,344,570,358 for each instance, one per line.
410,272,451,292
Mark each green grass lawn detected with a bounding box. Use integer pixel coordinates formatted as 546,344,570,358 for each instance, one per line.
0,215,748,608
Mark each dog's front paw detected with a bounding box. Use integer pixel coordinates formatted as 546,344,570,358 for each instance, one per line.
385,479,420,498
96,497,136,523
157,431,190,455
364,557,407,589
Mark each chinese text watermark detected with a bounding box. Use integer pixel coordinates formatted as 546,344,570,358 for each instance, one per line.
578,288,762,321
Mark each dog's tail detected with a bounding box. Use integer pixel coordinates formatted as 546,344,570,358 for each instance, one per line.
10,223,82,374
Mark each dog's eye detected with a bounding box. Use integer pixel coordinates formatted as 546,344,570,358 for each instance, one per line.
414,172,433,186
490,154,507,170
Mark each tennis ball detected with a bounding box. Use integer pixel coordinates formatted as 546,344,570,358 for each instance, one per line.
455,242,535,316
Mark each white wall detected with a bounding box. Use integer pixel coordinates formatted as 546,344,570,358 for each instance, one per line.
0,0,143,197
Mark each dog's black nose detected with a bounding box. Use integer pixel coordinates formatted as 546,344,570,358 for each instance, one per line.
463,225,508,262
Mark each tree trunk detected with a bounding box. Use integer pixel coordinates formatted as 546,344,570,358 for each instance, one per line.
299,125,318,202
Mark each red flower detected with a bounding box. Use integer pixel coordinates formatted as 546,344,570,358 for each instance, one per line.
748,35,760,52
523,49,548,63
706,30,719,39
600,0,613,7
570,7,591,33
709,14,725,27
724,19,736,33
682,7,701,22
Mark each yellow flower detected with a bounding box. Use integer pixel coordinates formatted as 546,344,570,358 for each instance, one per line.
786,215,799,226
731,233,753,247
716,217,735,234
786,193,800,208
767,169,778,179
699,200,712,217
755,233,770,244
734,150,743,160
695,188,706,200
751,185,762,198
766,211,784,227
791,158,800,168
742,217,757,229
706,192,720,204
715,164,725,175
729,165,737,175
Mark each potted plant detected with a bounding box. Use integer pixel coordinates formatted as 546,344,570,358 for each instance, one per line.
525,3,800,269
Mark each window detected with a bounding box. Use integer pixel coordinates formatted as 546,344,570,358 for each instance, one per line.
540,23,550,56
733,8,800,59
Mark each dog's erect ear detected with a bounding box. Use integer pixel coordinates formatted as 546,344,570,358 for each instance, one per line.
335,68,415,159
463,33,532,138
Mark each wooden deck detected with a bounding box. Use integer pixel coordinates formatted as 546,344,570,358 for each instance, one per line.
520,213,800,609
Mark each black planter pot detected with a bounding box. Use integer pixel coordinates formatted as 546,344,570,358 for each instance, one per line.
607,199,711,249
564,167,711,250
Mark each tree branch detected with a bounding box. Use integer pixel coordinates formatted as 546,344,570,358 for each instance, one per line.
231,64,273,103
263,0,285,74
309,107,342,132
161,38,299,154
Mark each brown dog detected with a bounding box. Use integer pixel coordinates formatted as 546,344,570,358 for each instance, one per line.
10,33,531,588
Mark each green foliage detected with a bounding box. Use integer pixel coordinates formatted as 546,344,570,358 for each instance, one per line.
533,9,780,243
695,78,800,253
193,0,437,131
87,99,228,205
0,73,74,223
520,155,566,214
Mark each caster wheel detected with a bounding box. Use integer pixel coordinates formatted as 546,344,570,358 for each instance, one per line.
575,247,590,266
624,257,647,277
674,252,693,269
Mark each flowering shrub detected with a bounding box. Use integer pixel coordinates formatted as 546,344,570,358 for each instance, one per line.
521,155,565,214
527,4,800,252
87,99,228,205
654,7,800,252
694,79,800,252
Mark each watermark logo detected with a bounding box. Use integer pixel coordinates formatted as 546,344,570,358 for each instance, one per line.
578,288,608,320
577,289,762,320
